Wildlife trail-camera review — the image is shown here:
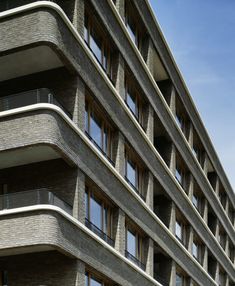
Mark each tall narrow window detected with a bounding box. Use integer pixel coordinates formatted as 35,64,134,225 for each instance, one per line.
84,10,112,79
1,271,8,286
192,241,198,259
175,220,183,241
125,148,143,198
192,194,199,209
125,225,144,269
85,98,113,160
176,273,184,286
125,1,141,50
175,164,184,186
85,187,113,246
125,79,143,125
85,272,107,286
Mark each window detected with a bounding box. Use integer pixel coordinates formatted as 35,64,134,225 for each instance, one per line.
192,194,199,209
85,272,107,286
125,148,143,197
175,220,182,241
176,274,183,286
125,225,144,269
85,187,113,245
175,114,184,131
125,1,141,49
192,241,198,259
85,98,113,160
84,10,113,79
125,78,143,125
175,165,184,186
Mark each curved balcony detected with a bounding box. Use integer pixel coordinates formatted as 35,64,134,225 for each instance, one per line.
0,189,72,215
0,88,71,117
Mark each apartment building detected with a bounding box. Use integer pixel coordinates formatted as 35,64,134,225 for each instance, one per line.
0,0,234,285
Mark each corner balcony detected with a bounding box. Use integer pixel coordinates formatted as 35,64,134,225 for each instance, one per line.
0,88,77,169
0,189,72,215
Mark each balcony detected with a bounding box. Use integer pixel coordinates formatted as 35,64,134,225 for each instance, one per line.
85,218,114,247
0,88,71,117
125,250,145,271
0,189,72,215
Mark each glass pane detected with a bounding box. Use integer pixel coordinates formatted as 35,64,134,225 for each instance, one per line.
126,159,137,188
175,168,182,184
192,242,198,258
90,113,102,148
176,274,183,286
90,30,102,64
175,221,182,240
85,105,89,133
176,114,183,129
192,195,198,209
103,206,108,234
90,196,102,229
103,127,108,154
126,14,137,45
127,229,136,257
126,90,137,116
90,276,102,286
85,192,89,219
85,274,89,286
84,15,89,43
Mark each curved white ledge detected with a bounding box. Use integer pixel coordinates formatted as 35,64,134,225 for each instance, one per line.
0,204,163,286
0,104,218,284
0,2,233,281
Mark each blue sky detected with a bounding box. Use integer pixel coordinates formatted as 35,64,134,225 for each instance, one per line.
150,0,235,190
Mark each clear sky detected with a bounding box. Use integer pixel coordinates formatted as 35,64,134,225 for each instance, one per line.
149,0,235,190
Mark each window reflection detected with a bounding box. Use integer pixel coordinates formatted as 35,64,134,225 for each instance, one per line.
84,10,112,79
85,98,112,159
127,229,136,257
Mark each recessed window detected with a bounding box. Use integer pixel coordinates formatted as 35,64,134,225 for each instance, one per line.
84,10,113,79
125,1,141,49
85,98,113,160
175,220,182,241
176,273,184,286
125,225,144,269
192,241,198,259
175,114,184,131
175,165,183,186
125,148,143,198
192,194,199,209
1,271,8,286
86,272,107,286
125,79,143,125
85,187,113,246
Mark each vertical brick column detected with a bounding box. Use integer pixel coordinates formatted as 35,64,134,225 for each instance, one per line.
169,202,176,234
225,274,230,286
73,168,86,224
73,0,85,36
145,171,154,210
145,238,154,277
188,122,194,149
215,176,220,197
203,154,209,177
142,37,155,75
187,226,194,254
170,144,176,175
202,246,208,272
169,86,176,117
73,76,86,131
115,0,125,20
215,218,220,242
75,259,86,286
169,260,176,286
225,196,229,216
202,199,208,225
113,131,125,177
113,208,126,255
112,53,125,99
225,234,230,257
214,261,220,285
188,174,194,202
143,104,154,143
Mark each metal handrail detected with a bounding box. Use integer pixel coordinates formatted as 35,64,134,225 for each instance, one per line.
125,250,145,270
0,189,72,215
85,218,114,247
0,88,72,118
